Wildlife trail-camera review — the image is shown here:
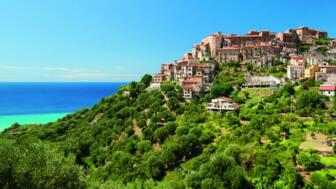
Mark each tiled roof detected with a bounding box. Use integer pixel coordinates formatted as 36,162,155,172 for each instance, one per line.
182,85,193,89
182,79,195,83
220,96,233,102
319,85,336,91
292,56,304,60
182,76,198,83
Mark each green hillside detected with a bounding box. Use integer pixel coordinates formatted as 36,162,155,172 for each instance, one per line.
1,63,335,189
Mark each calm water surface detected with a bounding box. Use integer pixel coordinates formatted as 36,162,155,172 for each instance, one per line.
0,82,127,129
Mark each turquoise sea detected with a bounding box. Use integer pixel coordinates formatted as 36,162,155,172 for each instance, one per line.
0,82,127,131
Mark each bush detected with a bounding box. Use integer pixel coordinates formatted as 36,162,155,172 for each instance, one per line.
296,151,323,171
295,90,325,116
154,127,170,143
140,74,153,88
211,82,233,97
136,140,152,153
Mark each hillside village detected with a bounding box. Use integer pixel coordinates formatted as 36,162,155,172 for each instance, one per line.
149,26,336,109
2,26,336,188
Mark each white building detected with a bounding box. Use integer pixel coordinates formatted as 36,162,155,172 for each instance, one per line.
287,65,305,80
319,82,336,97
182,85,193,99
207,97,239,112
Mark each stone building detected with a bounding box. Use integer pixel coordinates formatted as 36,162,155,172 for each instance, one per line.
295,26,328,44
217,46,241,62
192,30,279,65
223,30,276,47
330,39,336,48
240,42,280,66
201,32,223,57
277,29,300,48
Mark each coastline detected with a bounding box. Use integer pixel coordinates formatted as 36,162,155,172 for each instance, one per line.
0,112,69,131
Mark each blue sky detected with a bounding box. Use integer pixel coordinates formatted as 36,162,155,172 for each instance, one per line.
0,0,335,82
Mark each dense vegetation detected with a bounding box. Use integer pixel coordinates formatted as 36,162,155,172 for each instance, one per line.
1,62,336,188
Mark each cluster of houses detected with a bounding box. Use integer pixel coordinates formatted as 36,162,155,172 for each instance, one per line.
286,54,336,97
150,52,215,99
287,55,336,80
148,26,335,112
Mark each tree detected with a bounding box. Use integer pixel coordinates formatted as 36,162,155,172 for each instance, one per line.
136,140,152,154
0,138,86,189
311,172,336,189
296,151,323,171
211,82,233,97
154,127,170,143
160,81,176,94
176,125,189,136
143,153,165,179
188,154,251,189
140,74,153,88
278,83,295,97
333,96,336,110
301,78,315,90
295,90,325,116
201,178,224,189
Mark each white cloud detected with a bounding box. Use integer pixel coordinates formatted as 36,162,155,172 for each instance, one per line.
0,65,141,81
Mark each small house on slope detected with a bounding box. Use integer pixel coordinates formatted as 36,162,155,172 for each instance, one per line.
207,97,239,112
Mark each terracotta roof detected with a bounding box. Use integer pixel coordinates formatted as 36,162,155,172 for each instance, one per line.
319,85,336,91
292,56,304,60
182,85,193,89
195,64,212,68
182,79,196,83
220,96,233,102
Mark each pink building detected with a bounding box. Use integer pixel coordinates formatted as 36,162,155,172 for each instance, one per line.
290,55,305,66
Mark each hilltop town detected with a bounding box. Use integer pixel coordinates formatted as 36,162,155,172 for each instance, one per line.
150,26,336,102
